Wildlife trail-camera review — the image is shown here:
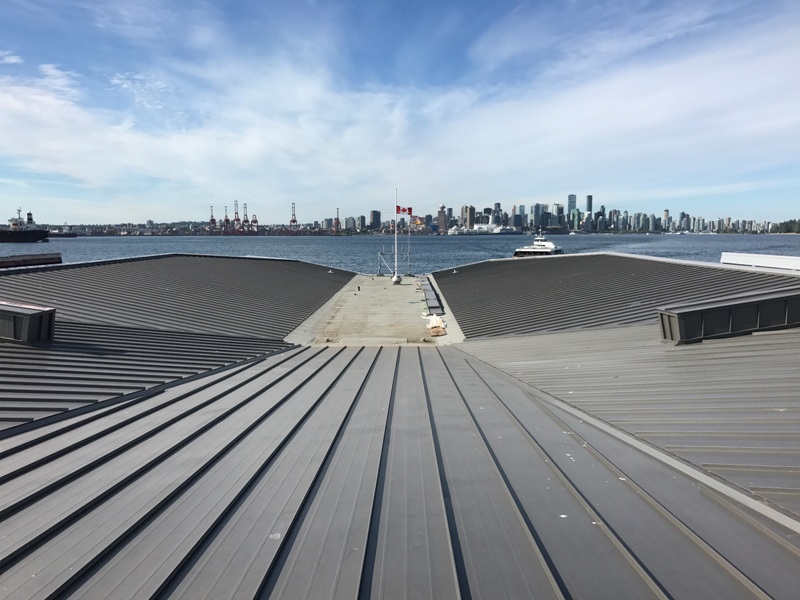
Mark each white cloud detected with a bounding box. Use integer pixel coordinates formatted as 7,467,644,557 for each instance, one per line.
0,3,798,223
0,50,23,64
110,72,169,109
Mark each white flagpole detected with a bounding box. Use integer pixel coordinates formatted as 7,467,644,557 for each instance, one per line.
392,188,401,284
407,208,411,275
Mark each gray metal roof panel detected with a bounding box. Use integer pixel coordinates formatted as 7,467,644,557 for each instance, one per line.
0,254,355,340
365,346,461,599
418,350,563,598
0,321,292,430
262,346,393,600
3,252,800,598
1,345,798,598
432,253,800,339
458,324,800,524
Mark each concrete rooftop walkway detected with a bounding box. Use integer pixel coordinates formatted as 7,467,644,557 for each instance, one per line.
285,274,465,346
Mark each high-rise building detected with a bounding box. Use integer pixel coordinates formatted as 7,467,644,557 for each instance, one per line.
492,203,502,225
552,203,565,228
369,210,381,230
532,204,545,231
585,195,593,231
437,204,447,232
460,205,475,229
570,208,581,231
567,194,576,216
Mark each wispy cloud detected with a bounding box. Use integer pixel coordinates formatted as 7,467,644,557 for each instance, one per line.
0,1,798,223
110,72,169,109
0,50,23,64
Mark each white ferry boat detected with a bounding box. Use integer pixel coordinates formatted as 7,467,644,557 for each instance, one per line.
512,235,564,257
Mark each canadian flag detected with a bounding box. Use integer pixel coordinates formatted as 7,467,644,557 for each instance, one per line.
396,205,412,214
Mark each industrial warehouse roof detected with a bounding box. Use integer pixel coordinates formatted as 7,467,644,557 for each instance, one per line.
458,323,800,517
0,255,351,431
0,254,354,339
3,344,800,599
432,253,800,339
0,321,290,431
2,252,800,599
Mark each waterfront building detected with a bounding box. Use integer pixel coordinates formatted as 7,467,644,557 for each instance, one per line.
567,194,576,217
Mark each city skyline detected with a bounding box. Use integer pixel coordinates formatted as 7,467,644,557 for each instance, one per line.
1,1,799,224
311,196,778,234
64,194,779,235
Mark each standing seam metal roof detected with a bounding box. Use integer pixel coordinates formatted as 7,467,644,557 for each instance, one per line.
1,345,798,599
0,255,351,429
432,253,800,339
0,255,355,339
457,324,800,520
0,321,292,431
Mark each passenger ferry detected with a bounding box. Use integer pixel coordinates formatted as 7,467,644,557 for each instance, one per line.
512,235,564,257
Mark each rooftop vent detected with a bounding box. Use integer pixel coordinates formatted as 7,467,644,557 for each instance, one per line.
0,253,62,269
720,252,800,272
0,300,56,345
658,287,800,344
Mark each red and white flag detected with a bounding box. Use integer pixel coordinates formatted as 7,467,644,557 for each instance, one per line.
396,205,412,214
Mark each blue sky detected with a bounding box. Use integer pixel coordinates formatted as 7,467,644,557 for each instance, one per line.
0,0,798,225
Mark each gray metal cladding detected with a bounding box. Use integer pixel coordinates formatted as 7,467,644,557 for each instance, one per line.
1,345,797,599
0,255,349,430
0,254,355,340
459,324,800,518
432,253,800,339
0,321,292,431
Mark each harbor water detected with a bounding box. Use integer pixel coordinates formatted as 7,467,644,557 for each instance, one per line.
2,233,800,274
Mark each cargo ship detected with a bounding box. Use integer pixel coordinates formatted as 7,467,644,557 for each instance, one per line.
0,209,50,243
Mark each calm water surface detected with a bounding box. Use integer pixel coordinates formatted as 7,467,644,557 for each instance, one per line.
3,233,800,274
